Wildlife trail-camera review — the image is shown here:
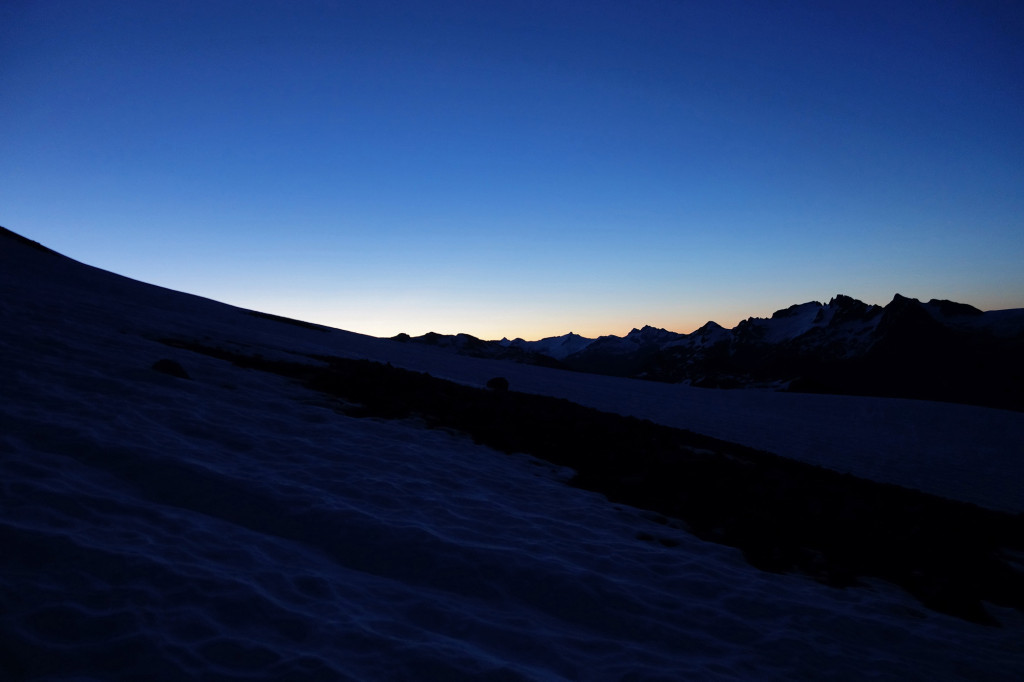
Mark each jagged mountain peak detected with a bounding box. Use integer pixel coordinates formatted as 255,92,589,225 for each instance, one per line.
880,294,934,322
626,324,674,337
827,294,864,308
695,320,726,332
771,301,823,319
818,295,883,326
623,326,687,349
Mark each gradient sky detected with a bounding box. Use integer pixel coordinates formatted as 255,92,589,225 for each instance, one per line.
3,1,1023,340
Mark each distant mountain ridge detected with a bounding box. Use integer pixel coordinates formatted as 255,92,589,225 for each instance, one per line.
395,294,1024,411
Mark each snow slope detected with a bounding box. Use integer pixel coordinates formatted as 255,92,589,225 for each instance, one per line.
2,230,1023,680
319,330,1024,515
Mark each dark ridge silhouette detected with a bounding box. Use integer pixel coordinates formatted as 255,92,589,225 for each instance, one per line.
246,310,332,332
392,331,568,369
159,337,1024,626
0,225,60,255
789,296,1024,410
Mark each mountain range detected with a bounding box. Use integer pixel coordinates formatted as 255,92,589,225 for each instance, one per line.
396,294,1024,411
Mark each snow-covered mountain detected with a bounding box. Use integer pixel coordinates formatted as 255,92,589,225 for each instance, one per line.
399,294,1024,410
499,332,594,360
3,226,1024,680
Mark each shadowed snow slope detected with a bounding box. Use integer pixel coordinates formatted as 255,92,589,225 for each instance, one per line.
2,228,1023,680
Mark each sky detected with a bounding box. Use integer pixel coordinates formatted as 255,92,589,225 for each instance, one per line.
2,0,1023,340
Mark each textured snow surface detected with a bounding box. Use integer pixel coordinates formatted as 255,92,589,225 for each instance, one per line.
2,236,1023,680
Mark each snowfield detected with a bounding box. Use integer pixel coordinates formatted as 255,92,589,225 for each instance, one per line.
1,229,1023,680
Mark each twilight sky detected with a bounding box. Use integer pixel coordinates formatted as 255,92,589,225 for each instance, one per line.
2,0,1022,340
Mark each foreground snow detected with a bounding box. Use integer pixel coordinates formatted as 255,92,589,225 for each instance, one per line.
2,232,1023,679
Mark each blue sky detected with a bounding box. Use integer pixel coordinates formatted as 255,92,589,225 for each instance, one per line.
3,0,1022,339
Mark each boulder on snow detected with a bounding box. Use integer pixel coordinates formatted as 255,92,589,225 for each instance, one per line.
486,376,509,392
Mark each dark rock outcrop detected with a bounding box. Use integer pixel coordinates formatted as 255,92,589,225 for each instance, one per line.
486,376,509,392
